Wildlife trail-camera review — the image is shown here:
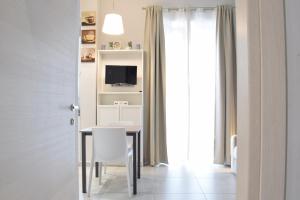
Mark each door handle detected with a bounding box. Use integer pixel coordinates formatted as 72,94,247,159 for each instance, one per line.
70,104,80,112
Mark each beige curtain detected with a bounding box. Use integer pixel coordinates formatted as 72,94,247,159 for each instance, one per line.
214,6,237,165
143,6,168,166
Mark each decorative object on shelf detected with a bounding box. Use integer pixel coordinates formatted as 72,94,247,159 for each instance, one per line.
108,42,114,49
81,11,96,26
81,48,96,63
135,44,141,49
126,41,133,49
100,44,106,50
112,41,121,50
81,30,96,44
102,0,124,35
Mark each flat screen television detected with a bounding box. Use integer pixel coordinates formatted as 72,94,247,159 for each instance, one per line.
105,65,137,85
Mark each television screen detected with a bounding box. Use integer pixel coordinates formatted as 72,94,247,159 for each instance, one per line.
105,65,137,85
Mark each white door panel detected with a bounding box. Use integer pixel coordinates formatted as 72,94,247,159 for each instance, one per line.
0,1,80,200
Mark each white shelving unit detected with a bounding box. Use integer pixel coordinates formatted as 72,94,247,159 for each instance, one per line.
98,91,143,95
96,49,144,164
99,49,143,55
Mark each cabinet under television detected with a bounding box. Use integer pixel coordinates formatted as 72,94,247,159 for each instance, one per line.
97,49,144,127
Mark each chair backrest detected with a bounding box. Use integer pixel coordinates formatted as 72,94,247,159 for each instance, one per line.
100,121,135,127
92,128,128,163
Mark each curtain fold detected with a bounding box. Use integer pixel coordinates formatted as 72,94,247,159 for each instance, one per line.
214,6,237,165
143,6,168,166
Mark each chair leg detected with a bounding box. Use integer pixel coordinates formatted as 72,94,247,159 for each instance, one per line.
126,162,132,197
129,156,133,186
88,157,94,197
99,162,102,185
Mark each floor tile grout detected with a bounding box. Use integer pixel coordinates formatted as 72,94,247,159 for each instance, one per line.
79,165,236,200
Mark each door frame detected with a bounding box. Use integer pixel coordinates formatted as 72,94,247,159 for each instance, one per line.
236,0,287,200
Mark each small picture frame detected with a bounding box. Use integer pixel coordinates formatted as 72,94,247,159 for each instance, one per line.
81,11,96,26
81,30,96,44
81,48,96,63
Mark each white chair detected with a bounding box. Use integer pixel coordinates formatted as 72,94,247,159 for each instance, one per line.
98,121,135,174
100,121,135,148
100,121,135,127
88,128,133,197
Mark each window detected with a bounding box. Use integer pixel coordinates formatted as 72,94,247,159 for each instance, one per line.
164,8,216,166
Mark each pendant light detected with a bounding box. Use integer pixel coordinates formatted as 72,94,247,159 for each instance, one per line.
102,0,124,35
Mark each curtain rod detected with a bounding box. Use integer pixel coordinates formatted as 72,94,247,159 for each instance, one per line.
142,6,235,10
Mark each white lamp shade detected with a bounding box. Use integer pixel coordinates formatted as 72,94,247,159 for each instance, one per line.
102,13,124,35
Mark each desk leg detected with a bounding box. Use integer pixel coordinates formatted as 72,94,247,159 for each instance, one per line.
95,162,99,177
133,134,137,195
138,131,141,179
81,133,87,193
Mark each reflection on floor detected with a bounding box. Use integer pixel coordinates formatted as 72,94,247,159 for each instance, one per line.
79,165,236,200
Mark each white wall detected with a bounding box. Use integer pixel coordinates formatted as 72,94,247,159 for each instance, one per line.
80,0,98,130
79,0,98,162
98,0,234,48
236,0,262,198
236,0,287,199
285,0,300,199
0,0,80,199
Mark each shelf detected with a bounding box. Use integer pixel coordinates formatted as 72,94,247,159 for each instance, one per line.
99,92,143,95
99,49,143,55
97,104,142,107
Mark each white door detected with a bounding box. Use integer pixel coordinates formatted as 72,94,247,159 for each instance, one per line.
0,1,80,200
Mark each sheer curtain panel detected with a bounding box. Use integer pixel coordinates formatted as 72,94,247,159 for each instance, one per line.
164,8,216,166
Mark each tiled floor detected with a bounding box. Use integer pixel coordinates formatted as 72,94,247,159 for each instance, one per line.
79,164,236,200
